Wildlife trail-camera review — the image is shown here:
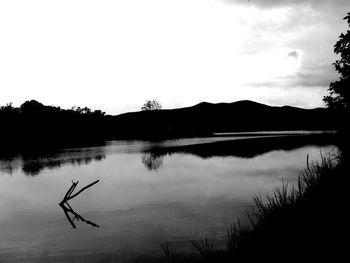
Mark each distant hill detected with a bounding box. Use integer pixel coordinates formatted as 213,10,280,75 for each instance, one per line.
107,100,339,139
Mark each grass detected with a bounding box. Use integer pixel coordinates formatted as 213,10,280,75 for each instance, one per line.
161,241,183,263
250,153,338,227
160,148,348,263
190,235,215,260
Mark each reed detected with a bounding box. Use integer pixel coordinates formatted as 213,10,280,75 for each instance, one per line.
190,235,215,259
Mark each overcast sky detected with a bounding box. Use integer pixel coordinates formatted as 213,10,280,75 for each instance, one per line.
0,0,348,114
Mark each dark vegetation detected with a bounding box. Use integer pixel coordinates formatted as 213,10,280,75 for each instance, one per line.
0,99,340,151
324,13,350,111
0,100,108,150
323,12,350,132
141,99,162,111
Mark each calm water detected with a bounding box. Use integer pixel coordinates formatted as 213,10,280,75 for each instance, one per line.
0,136,337,262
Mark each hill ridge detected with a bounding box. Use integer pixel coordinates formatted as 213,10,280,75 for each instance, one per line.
109,100,336,139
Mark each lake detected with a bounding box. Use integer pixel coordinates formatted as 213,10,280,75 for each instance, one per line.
0,135,338,262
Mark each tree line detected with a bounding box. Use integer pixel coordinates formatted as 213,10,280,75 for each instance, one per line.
0,100,109,149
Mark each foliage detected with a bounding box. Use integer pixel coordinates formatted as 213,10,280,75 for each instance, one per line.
0,102,17,114
324,12,350,111
0,100,108,147
0,100,105,116
141,99,162,111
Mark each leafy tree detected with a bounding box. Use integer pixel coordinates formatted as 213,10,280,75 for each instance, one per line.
20,100,45,114
93,110,106,116
141,99,162,111
70,106,93,115
324,12,350,111
0,102,15,113
81,107,92,114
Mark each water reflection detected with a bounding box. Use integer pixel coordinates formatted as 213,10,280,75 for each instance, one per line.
1,135,336,176
0,155,21,175
144,134,337,159
60,202,100,229
0,148,106,176
141,152,164,171
22,154,106,176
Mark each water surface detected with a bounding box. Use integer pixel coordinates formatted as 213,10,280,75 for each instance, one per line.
0,135,337,262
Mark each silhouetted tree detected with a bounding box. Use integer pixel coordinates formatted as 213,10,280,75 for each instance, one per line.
324,12,350,111
141,99,162,111
0,102,17,114
93,110,106,116
20,100,45,114
0,99,110,149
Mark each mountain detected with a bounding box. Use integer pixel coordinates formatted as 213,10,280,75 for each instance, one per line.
107,100,338,139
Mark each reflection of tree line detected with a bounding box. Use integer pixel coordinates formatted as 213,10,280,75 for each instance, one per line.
142,152,164,171
0,152,105,176
140,134,339,171
23,155,106,176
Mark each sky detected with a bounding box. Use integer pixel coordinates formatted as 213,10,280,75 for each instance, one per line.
0,0,349,115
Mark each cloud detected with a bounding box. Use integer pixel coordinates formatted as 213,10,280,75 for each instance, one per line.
262,86,328,108
221,0,350,9
288,51,299,59
294,64,337,87
244,62,337,90
232,0,347,95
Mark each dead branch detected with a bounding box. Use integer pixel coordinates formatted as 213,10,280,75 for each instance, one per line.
66,180,99,201
63,181,78,201
60,179,99,204
59,179,100,229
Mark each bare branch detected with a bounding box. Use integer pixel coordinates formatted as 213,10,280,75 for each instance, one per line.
66,180,99,201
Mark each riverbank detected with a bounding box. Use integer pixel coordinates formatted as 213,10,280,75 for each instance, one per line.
160,136,349,263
